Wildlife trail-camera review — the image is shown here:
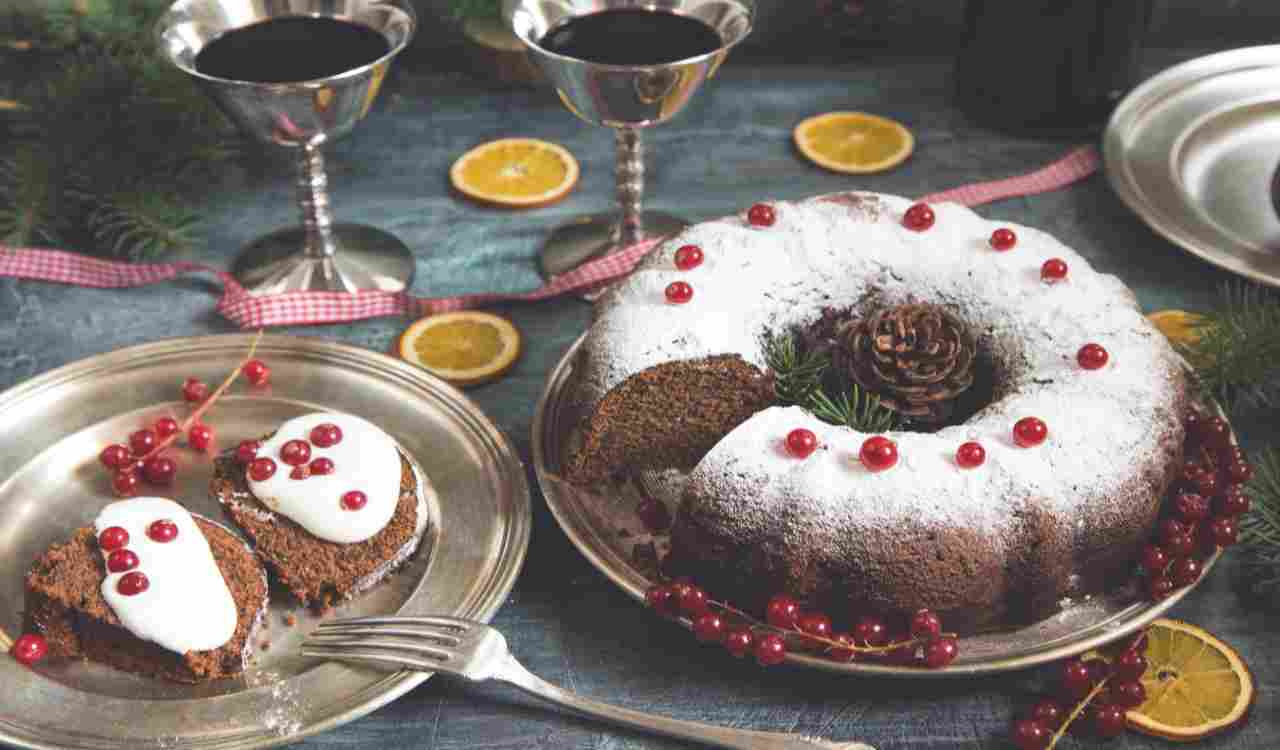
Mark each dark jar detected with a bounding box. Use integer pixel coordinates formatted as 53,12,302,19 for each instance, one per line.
954,0,1154,135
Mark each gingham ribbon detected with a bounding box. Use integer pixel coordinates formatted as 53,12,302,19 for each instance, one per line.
0,145,1100,329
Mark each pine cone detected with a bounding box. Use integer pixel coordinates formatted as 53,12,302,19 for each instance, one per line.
836,304,976,422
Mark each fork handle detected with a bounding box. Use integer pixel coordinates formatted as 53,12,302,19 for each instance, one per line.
496,654,872,750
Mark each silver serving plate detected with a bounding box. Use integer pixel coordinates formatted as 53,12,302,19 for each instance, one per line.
1105,44,1280,287
0,334,530,749
533,334,1215,677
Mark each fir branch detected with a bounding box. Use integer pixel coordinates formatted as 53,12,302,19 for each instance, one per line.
446,0,503,22
1179,283,1280,411
0,143,64,245
809,384,898,433
762,330,828,406
86,188,198,260
763,328,899,432
1239,447,1280,597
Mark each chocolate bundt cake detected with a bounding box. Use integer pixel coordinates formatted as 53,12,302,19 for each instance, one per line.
564,192,1188,634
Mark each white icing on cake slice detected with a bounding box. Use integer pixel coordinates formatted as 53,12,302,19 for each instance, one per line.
246,412,402,544
94,497,238,654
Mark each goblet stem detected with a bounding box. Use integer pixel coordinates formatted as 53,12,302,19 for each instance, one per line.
298,144,338,259
615,127,645,247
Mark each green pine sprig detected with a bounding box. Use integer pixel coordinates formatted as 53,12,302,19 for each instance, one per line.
808,384,898,433
446,0,503,22
1177,283,1280,412
762,329,899,432
762,330,829,406
1239,446,1280,600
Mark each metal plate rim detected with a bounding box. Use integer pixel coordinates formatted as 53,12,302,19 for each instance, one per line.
0,332,532,750
533,333,1214,677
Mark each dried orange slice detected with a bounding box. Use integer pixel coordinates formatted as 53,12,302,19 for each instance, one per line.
1125,618,1254,742
793,111,914,174
1147,309,1207,348
397,312,521,387
450,138,579,208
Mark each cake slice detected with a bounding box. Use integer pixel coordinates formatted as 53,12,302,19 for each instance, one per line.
23,497,268,683
210,412,429,610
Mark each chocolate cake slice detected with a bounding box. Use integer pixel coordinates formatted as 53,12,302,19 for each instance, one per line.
23,512,268,683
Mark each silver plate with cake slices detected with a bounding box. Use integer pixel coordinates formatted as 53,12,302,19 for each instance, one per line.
0,333,531,748
533,334,1218,677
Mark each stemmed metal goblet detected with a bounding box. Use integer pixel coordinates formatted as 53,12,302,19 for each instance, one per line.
506,0,754,278
156,0,417,295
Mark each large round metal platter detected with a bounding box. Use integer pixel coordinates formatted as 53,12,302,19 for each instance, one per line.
1105,44,1280,287
533,334,1216,676
0,334,530,749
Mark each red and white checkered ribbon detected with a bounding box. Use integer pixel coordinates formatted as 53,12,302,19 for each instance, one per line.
0,145,1100,329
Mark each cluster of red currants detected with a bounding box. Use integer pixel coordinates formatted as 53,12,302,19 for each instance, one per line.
1011,631,1150,749
95,359,271,497
1140,411,1250,601
645,582,959,669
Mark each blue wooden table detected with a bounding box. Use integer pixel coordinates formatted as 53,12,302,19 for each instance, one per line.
2,47,1277,749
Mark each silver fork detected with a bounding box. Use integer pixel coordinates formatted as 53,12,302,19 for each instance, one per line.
302,616,873,750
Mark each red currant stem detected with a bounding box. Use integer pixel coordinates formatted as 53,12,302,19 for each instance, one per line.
1046,677,1111,750
136,330,264,464
705,598,952,658
0,628,11,650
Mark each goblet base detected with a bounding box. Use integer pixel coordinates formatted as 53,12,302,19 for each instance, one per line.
231,224,416,296
539,211,686,279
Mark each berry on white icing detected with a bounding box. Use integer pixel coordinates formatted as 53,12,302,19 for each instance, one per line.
94,497,237,654
246,413,402,544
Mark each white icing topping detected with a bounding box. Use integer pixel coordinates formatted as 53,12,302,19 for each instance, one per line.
94,498,238,654
247,412,402,544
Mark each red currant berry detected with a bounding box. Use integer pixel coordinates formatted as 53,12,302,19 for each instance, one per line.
341,490,367,511
99,444,131,470
182,378,209,403
1171,556,1202,586
1077,343,1109,370
1092,704,1126,738
673,244,704,270
142,455,177,485
1040,258,1068,282
645,585,677,616
1218,488,1250,516
1013,417,1048,448
1060,659,1092,698
117,571,149,596
188,423,214,452
664,281,694,304
243,359,270,386
129,429,157,456
1165,532,1194,559
859,436,898,471
825,633,858,662
677,585,710,616
290,465,310,480
1140,545,1170,576
784,428,819,458
147,519,179,543
765,595,800,629
10,634,48,665
635,497,671,532
1029,699,1064,728
693,613,726,643
909,608,942,640
923,637,958,668
106,548,140,573
1084,657,1111,684
955,441,986,468
235,440,260,464
1173,492,1210,523
153,416,180,439
247,457,277,482
112,470,140,497
308,457,336,476
1011,719,1051,750
1110,679,1146,709
853,616,888,647
1226,460,1254,484
1181,459,1207,485
724,628,754,658
1193,470,1221,497
747,203,776,227
989,227,1017,251
1118,631,1149,656
1207,516,1238,547
1113,649,1147,680
280,439,311,466
98,526,129,551
878,633,918,666
753,633,787,666
902,202,935,231
310,423,343,448
1183,410,1202,434
1196,415,1231,448
798,612,833,639
1149,574,1175,601
1159,519,1187,544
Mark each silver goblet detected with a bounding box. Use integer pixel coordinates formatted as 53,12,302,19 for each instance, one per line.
156,0,416,295
506,0,753,278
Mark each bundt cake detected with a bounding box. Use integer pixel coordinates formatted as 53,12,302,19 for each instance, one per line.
563,192,1189,634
